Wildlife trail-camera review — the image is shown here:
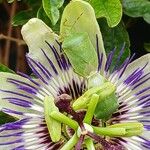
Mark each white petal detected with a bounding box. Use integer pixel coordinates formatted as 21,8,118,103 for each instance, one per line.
0,117,63,150
21,18,63,76
0,72,44,119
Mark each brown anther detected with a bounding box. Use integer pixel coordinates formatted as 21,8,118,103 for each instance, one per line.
56,93,72,102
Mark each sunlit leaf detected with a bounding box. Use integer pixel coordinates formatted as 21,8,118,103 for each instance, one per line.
62,32,98,77
60,0,106,62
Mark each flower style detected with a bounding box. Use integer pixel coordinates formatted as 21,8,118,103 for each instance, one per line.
0,1,150,150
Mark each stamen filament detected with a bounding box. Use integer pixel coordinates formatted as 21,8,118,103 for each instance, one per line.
50,111,78,130
84,94,99,124
85,138,95,150
60,133,78,150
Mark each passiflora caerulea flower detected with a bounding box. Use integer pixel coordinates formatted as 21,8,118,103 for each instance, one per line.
0,1,150,150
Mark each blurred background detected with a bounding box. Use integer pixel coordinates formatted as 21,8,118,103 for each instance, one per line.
0,0,29,73
0,0,150,74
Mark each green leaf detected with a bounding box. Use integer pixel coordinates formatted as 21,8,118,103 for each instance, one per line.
99,19,130,71
60,0,106,62
123,0,150,24
42,0,64,25
0,112,16,125
62,33,98,77
24,0,42,10
12,10,35,26
0,64,15,73
89,0,122,27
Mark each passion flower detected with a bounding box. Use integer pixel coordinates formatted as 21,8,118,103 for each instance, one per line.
0,1,149,149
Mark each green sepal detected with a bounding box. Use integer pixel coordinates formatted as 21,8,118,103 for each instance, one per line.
62,32,98,77
44,95,61,142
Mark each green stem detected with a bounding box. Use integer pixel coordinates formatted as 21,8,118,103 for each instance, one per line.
93,126,126,136
60,133,78,150
85,138,95,150
84,94,99,124
50,111,78,130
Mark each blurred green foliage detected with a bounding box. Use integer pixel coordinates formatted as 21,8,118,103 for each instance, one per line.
123,0,150,24
0,112,16,125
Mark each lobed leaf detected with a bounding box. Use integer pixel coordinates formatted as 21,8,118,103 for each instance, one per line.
89,0,122,27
